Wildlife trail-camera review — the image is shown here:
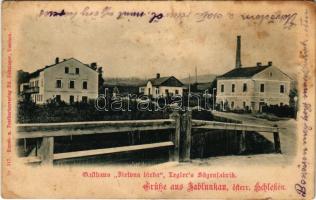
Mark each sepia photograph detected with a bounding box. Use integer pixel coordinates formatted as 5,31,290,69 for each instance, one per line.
2,1,315,198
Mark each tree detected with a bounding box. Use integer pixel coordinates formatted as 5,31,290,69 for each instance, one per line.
289,87,298,107
97,67,105,94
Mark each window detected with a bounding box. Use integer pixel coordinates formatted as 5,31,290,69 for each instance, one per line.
243,83,247,92
56,80,62,88
76,68,79,74
69,95,74,104
280,85,285,93
65,67,69,74
148,88,151,95
243,101,246,108
260,84,265,92
156,88,159,94
270,72,273,77
221,84,224,92
175,90,179,95
69,80,75,89
165,89,169,94
231,101,234,109
56,95,61,102
232,84,235,93
82,96,88,103
83,81,88,89
35,80,39,87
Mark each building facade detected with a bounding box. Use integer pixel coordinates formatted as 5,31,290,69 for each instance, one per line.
20,58,99,104
139,74,184,98
216,62,292,112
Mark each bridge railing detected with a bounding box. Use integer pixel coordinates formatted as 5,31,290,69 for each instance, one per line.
17,112,181,165
17,111,282,165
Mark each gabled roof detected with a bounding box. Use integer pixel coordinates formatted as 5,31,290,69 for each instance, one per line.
146,76,184,87
149,76,171,86
29,58,96,78
217,65,271,79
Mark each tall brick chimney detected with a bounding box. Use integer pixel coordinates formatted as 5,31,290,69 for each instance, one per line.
156,73,160,79
235,35,242,69
55,57,59,64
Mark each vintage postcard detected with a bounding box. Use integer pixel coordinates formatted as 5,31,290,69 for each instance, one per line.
1,1,315,199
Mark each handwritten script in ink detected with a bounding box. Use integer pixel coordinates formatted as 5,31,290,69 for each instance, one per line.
295,9,311,198
37,6,298,30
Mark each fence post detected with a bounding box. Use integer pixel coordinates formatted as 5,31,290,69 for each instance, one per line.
273,124,281,153
238,130,246,154
169,112,180,162
182,110,192,162
40,137,54,165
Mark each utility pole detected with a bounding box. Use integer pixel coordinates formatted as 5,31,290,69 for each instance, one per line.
188,74,191,110
195,66,198,84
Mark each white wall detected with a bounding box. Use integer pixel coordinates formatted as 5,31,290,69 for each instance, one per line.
142,81,184,98
216,66,291,111
42,59,98,103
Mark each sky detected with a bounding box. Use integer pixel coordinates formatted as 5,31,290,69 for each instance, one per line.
9,1,301,79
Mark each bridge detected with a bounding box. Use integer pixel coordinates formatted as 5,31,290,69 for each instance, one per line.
17,111,282,165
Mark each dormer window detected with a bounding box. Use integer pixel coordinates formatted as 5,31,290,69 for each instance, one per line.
65,67,69,74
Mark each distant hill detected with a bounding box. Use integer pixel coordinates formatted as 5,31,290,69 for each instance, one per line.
104,74,218,86
104,77,147,86
181,74,217,84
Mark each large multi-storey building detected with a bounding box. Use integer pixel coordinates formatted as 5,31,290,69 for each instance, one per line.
216,36,293,112
20,58,99,104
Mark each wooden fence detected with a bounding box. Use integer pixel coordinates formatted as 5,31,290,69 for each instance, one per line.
17,111,282,165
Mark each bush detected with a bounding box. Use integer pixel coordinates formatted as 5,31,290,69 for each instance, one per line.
262,104,295,118
17,99,171,123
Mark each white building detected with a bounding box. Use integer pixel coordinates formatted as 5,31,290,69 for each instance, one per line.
216,62,292,112
139,74,185,98
20,58,99,104
216,35,293,112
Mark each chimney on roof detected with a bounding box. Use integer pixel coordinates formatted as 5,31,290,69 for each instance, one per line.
55,57,59,64
156,73,160,79
268,61,272,66
256,62,262,67
235,35,242,69
90,62,97,70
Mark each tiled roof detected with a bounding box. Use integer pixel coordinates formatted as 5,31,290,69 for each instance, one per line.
143,76,183,87
148,76,171,86
217,65,271,79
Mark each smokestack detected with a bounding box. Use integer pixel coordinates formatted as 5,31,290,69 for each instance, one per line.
55,57,59,64
235,35,242,69
156,73,160,79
